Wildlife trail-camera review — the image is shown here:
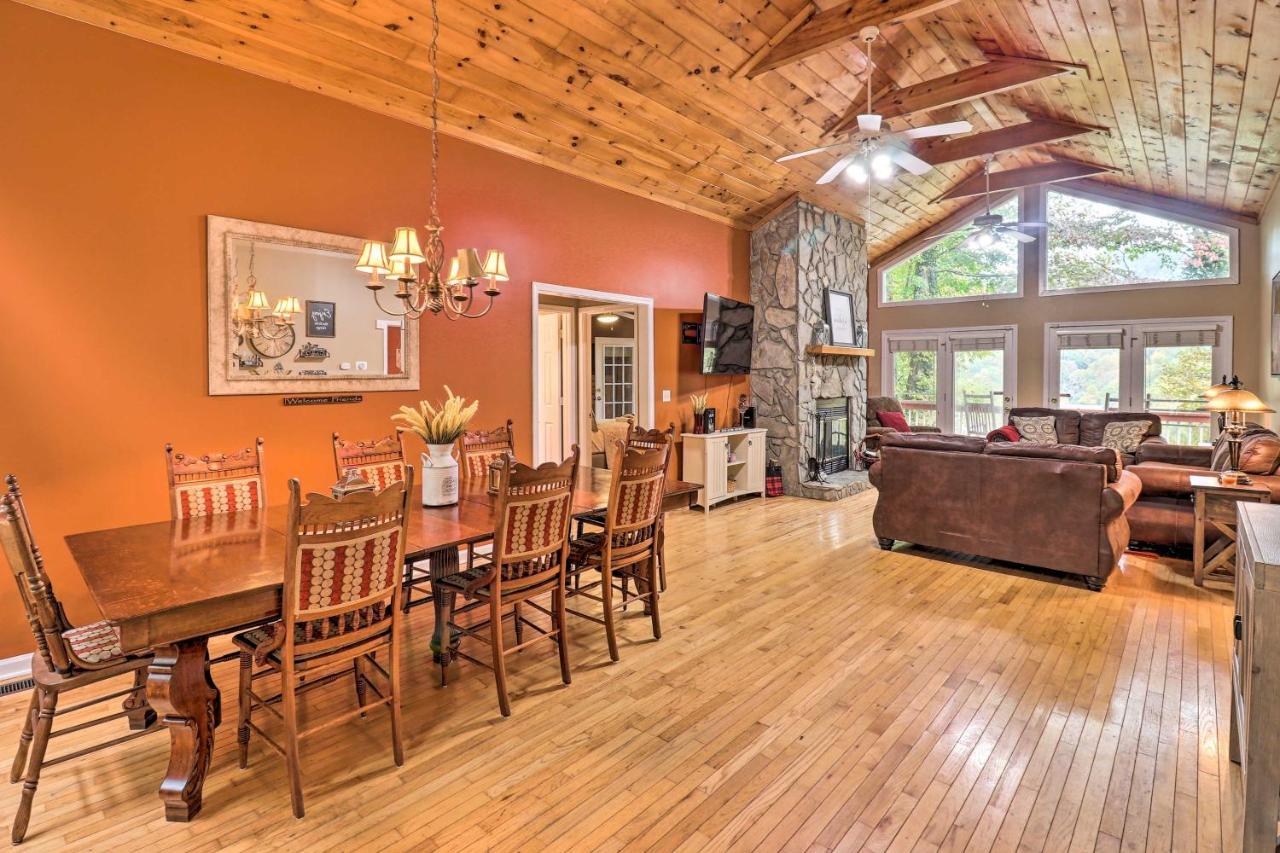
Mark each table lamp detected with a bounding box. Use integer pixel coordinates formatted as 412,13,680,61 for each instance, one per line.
1202,375,1275,478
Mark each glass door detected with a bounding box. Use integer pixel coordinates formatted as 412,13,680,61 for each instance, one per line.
593,337,635,419
884,327,1016,434
1048,327,1125,410
1137,326,1220,445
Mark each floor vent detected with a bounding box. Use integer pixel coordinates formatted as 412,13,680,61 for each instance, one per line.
1,678,34,696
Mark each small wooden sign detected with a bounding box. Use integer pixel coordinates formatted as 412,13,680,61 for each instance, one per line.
283,394,363,407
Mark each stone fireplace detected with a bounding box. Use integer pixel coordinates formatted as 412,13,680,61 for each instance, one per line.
750,198,871,500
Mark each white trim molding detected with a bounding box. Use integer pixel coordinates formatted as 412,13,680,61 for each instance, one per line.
0,653,32,685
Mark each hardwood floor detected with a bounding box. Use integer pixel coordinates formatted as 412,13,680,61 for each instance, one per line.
0,493,1242,851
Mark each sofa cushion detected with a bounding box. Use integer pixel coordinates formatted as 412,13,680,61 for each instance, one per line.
1100,420,1151,455
1008,407,1081,445
1079,411,1160,447
880,432,985,453
1209,426,1280,475
1128,461,1203,498
876,410,911,432
984,441,1121,482
1011,415,1058,445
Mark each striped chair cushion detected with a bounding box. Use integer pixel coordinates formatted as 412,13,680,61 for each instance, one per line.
615,477,664,527
62,621,124,666
296,528,400,612
502,494,570,559
348,461,405,491
464,449,505,479
174,476,261,518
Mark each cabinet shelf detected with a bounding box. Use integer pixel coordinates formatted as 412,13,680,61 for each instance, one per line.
805,345,875,358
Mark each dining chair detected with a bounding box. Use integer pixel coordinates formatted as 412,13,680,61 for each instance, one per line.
231,472,413,819
565,434,672,662
456,419,515,482
434,448,578,717
0,475,161,844
576,423,675,591
332,430,426,612
164,438,266,519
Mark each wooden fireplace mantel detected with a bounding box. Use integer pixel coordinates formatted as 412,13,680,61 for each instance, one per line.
804,345,876,358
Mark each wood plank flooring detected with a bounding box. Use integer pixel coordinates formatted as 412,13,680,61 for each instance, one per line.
0,493,1242,851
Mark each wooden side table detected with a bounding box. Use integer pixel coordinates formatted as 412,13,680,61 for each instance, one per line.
1191,474,1271,586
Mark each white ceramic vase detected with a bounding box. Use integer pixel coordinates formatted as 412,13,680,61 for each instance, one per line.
420,444,459,506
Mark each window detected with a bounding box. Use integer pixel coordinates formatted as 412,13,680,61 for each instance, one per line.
1044,188,1236,293
881,197,1020,305
883,327,1016,435
1045,318,1231,446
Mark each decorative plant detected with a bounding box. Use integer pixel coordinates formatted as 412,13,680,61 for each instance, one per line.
691,392,709,415
392,386,480,445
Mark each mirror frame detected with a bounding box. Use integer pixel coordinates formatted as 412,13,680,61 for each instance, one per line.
207,215,420,396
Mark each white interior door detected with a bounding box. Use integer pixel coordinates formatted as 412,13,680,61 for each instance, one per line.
593,336,636,420
536,307,572,463
883,327,1016,435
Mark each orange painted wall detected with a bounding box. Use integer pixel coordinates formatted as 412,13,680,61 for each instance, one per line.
0,4,749,659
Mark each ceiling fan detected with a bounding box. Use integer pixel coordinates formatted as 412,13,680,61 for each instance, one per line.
774,26,972,185
923,157,1047,247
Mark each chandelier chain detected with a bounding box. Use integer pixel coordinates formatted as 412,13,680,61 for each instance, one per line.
429,0,440,229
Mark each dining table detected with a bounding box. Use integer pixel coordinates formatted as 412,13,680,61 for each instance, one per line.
62,467,697,823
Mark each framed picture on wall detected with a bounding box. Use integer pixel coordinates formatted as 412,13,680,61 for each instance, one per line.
1273,271,1280,375
306,300,336,338
824,289,856,347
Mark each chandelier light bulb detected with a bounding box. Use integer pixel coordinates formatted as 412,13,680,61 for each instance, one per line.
976,230,995,248
847,160,869,184
870,151,892,179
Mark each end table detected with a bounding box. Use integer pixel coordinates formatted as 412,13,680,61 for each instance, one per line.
1191,474,1271,586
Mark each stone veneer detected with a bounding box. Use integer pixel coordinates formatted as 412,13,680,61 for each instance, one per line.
750,198,871,500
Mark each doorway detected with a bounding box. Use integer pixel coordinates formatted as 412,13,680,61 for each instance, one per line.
531,283,654,466
881,325,1017,436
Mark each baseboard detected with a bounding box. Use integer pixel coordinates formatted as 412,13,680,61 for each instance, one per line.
0,653,33,685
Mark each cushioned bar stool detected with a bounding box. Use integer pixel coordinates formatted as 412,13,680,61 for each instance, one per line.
232,473,413,818
0,476,161,844
434,448,578,717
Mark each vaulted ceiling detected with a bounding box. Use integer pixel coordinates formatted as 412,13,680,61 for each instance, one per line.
20,0,1280,257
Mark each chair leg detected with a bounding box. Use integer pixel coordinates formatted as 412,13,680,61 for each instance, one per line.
353,657,368,718
9,690,37,785
388,648,404,767
657,523,667,593
513,601,524,646
555,585,572,685
12,688,56,845
281,670,305,819
600,565,620,663
124,667,156,730
236,651,253,769
648,558,662,641
490,598,512,717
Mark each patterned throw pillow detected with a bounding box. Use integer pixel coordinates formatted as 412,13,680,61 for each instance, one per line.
1100,420,1149,455
1011,415,1058,445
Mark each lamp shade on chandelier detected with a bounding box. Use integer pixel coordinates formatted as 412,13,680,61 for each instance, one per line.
353,0,509,321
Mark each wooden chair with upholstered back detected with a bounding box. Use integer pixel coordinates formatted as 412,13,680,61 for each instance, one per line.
231,472,413,818
565,435,673,662
456,419,515,482
1,475,161,844
164,438,266,519
332,430,426,612
433,448,579,717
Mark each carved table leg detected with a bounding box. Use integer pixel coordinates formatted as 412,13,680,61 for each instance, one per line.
147,638,221,822
426,546,462,670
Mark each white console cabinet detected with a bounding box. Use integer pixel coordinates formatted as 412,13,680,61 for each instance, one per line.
681,428,767,512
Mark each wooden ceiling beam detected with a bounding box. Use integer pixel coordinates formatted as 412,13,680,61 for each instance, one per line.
744,0,963,79
932,159,1118,202
829,59,1079,135
913,118,1104,166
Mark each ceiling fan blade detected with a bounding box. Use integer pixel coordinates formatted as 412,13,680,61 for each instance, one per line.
1007,221,1048,229
817,152,860,185
1000,228,1037,243
921,227,971,243
777,141,852,163
888,146,932,176
857,114,883,133
898,120,973,140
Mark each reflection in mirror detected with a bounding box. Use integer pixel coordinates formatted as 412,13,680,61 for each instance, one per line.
207,216,419,395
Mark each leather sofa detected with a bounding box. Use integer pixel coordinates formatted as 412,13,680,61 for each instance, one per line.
869,432,1141,590
990,406,1164,465
865,396,941,451
1128,426,1280,547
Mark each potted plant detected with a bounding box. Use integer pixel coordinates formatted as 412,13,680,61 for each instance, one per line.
392,386,479,506
691,392,709,434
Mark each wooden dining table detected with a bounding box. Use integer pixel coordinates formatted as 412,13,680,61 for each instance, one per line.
63,467,696,823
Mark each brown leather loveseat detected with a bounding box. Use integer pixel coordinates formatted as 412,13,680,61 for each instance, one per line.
869,432,1142,590
990,407,1165,465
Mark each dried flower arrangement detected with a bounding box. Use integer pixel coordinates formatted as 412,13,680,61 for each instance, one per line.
392,386,480,445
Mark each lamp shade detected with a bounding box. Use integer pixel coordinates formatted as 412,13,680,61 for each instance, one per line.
482,250,509,281
274,296,302,318
389,227,425,264
1202,388,1275,413
384,256,415,279
446,254,462,285
356,240,390,274
245,290,271,311
454,248,485,282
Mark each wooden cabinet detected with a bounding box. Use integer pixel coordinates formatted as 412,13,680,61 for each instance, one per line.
1232,502,1280,852
681,429,767,513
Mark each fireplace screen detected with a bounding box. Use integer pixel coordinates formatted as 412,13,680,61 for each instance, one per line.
814,398,850,474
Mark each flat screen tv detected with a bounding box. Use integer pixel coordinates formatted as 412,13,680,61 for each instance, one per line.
700,293,754,375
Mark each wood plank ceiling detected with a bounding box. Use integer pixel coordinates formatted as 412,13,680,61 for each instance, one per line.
19,0,1280,258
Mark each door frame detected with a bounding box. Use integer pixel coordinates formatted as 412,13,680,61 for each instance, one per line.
535,305,575,463
880,324,1018,434
376,319,404,375
531,282,655,465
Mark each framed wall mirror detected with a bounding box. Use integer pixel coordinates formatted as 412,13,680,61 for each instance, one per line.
207,215,420,395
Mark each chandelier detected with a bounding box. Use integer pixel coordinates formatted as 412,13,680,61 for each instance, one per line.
232,242,299,344
354,0,508,320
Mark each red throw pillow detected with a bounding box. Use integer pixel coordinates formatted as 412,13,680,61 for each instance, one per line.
876,410,911,432
986,425,1021,443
